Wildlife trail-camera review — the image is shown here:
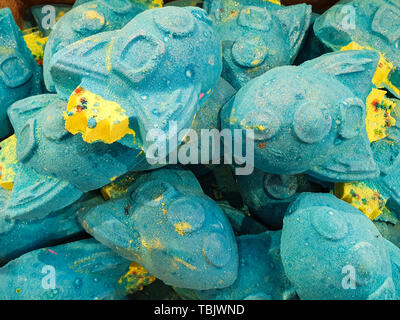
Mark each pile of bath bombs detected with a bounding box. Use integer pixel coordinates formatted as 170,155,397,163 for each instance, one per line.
1,0,400,300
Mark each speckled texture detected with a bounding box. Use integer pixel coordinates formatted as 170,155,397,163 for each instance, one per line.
205,0,311,89
174,231,296,300
221,50,380,182
281,193,400,300
43,0,158,92
0,187,93,265
77,167,239,290
0,8,42,140
314,0,400,98
50,6,222,155
0,239,139,300
7,94,147,194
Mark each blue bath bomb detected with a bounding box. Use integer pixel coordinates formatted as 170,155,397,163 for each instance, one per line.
0,188,111,265
218,202,267,235
7,94,148,196
0,8,42,140
205,0,311,89
43,0,157,92
175,231,296,300
0,239,136,300
221,50,381,182
77,167,239,290
49,6,221,158
314,0,400,98
177,77,236,165
281,193,400,300
237,168,324,229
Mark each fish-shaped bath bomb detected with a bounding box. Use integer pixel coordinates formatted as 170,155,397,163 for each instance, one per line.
314,0,400,98
221,50,382,182
6,93,146,218
281,193,400,300
0,8,42,140
43,0,161,92
0,239,155,300
77,167,239,290
0,185,91,265
205,0,312,89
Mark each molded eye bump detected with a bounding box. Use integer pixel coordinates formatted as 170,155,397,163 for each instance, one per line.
167,196,206,233
310,206,348,240
202,232,232,268
238,6,272,31
293,102,332,144
0,54,32,88
338,98,364,140
112,32,166,83
232,36,268,68
72,10,106,34
17,119,37,163
263,174,299,200
153,7,195,37
131,180,178,206
372,4,400,43
240,110,280,141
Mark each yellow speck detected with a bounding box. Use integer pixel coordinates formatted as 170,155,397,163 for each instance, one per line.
141,238,163,250
174,222,192,236
173,256,197,271
85,10,105,23
106,39,114,73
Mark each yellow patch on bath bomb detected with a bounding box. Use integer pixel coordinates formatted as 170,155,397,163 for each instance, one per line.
23,29,48,66
365,88,396,142
264,0,280,4
64,86,135,144
334,182,388,220
174,222,192,236
0,135,18,191
118,262,156,294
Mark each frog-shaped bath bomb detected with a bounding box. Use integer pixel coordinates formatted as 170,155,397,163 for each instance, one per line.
49,6,222,161
0,8,42,140
174,231,297,300
281,193,400,300
43,0,161,92
314,0,400,98
0,239,155,300
204,0,312,89
221,50,381,182
77,168,239,290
